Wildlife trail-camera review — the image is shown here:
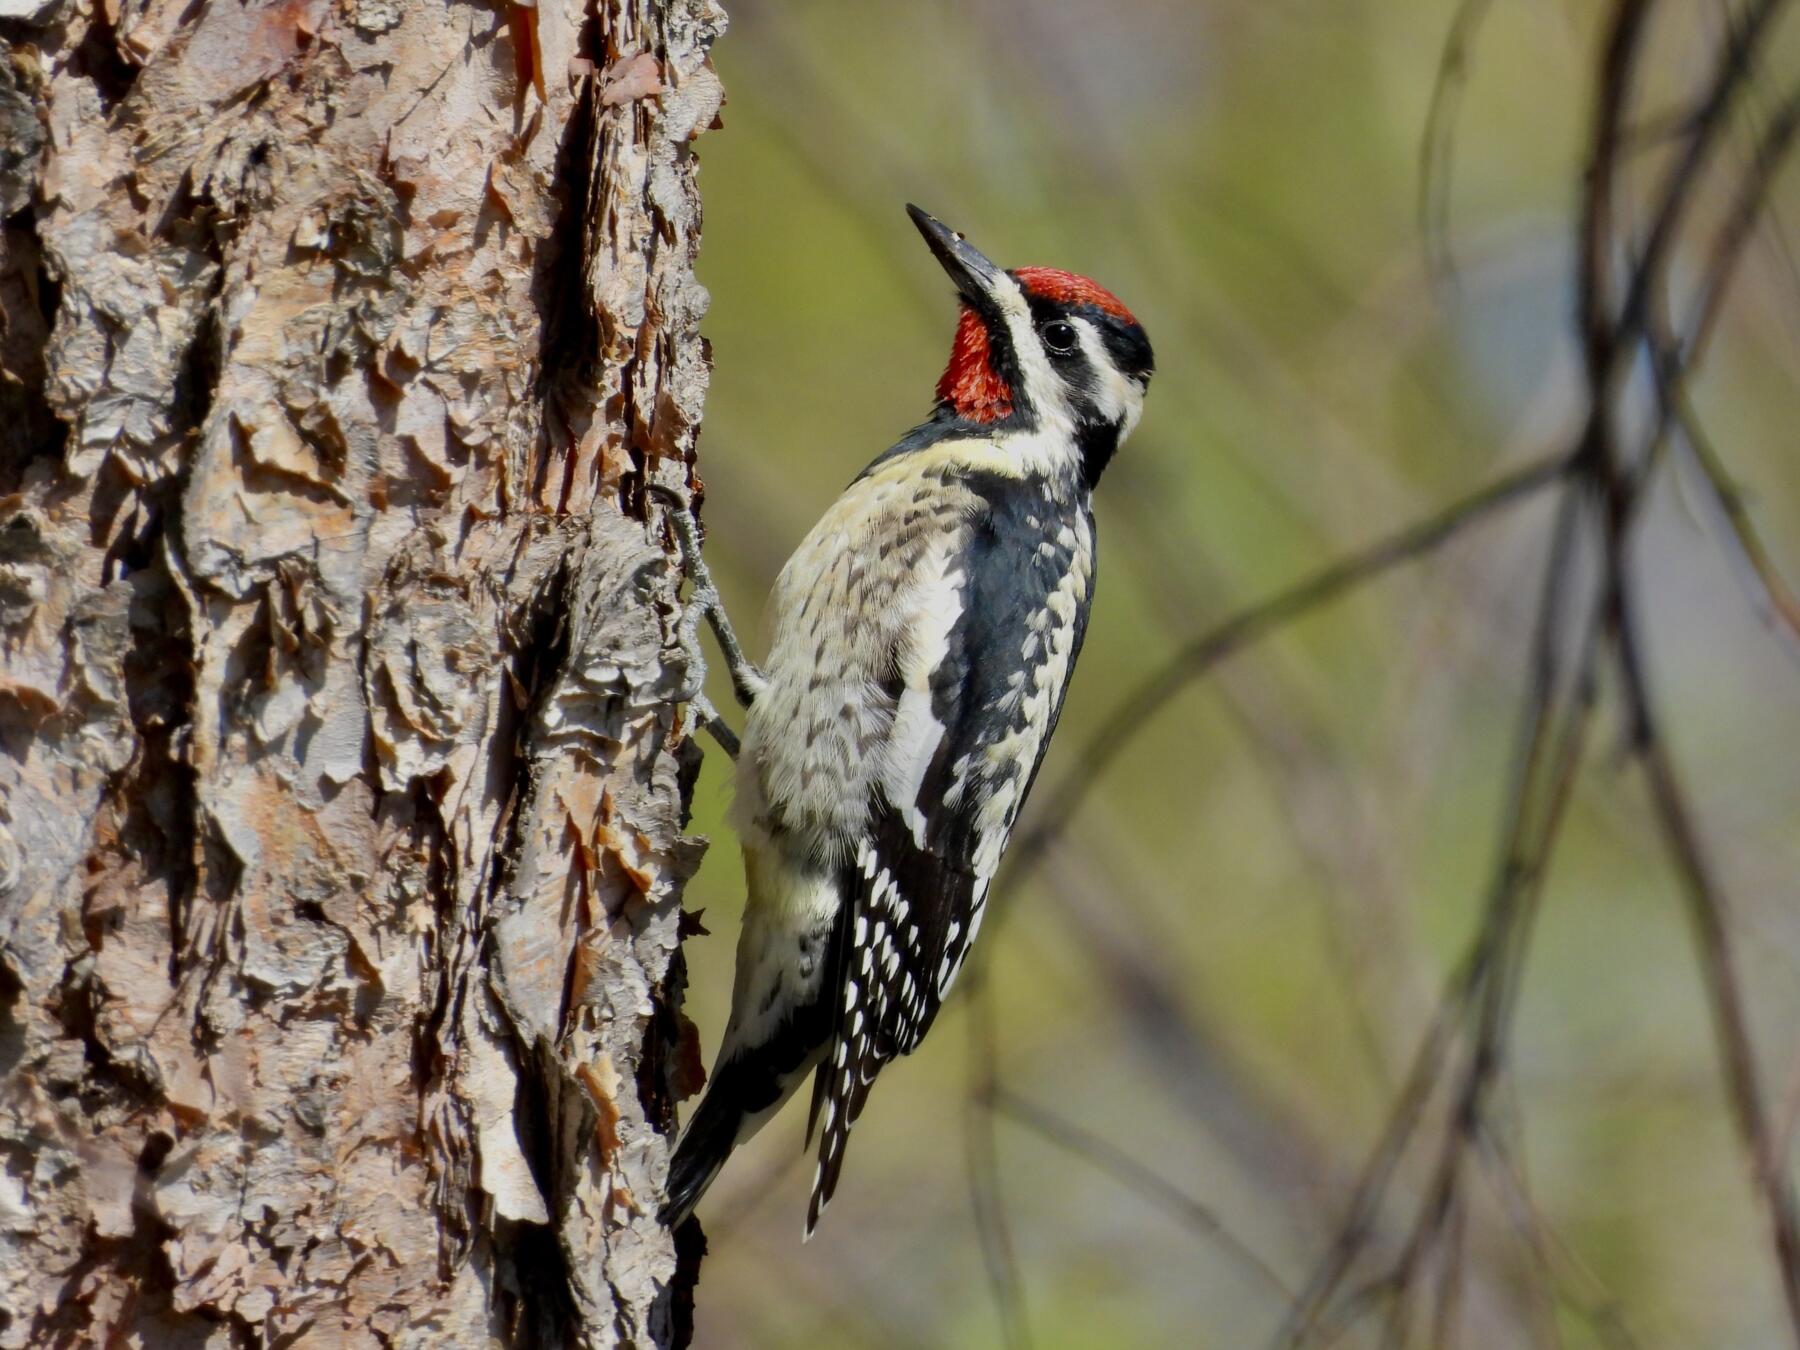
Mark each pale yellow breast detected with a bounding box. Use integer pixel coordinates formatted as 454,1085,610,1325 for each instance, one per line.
738,464,979,859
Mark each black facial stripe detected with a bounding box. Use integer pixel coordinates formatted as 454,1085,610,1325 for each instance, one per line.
1048,350,1113,441
1099,320,1154,383
1020,292,1074,325
1076,419,1122,488
1016,295,1102,413
1047,341,1100,396
1020,293,1155,384
1026,324,1117,480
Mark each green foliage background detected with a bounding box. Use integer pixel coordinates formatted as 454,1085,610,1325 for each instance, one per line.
673,2,1800,1344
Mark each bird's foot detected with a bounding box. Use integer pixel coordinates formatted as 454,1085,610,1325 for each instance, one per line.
649,484,763,759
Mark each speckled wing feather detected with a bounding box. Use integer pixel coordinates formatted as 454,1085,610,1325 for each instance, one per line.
807,472,1096,1234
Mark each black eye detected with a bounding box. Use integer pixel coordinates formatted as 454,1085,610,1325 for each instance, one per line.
1041,320,1078,354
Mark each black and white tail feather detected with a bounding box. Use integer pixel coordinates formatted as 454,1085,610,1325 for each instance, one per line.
806,838,986,1235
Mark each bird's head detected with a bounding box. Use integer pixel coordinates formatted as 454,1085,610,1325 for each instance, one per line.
908,204,1153,486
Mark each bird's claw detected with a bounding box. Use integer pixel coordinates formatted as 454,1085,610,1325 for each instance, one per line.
651,482,764,758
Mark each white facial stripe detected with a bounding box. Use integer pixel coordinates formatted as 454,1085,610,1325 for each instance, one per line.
1075,316,1148,444
1068,317,1137,425
988,274,1076,432
1117,396,1143,446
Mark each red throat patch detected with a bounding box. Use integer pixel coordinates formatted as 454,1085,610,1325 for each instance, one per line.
1012,267,1138,324
937,307,1014,423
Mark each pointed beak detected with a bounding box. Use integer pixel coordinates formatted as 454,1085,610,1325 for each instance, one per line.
907,204,1006,308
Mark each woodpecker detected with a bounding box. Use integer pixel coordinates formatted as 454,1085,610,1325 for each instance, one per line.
661,205,1153,1237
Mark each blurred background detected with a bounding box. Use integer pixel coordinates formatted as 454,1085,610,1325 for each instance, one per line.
674,1,1800,1345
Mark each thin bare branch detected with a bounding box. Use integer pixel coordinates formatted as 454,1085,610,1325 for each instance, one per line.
1424,1186,1468,1350
1613,591,1800,1336
1671,387,1800,649
964,974,1033,1350
1003,449,1576,912
1779,1046,1800,1163
1375,618,1599,1341
1271,498,1600,1345
1475,1128,1644,1350
1587,0,1789,392
988,1087,1295,1306
1578,0,1657,359
1270,956,1483,1347
1278,3,1800,1338
1419,0,1500,283
1635,81,1800,646
1577,2,1800,1335
1682,79,1800,364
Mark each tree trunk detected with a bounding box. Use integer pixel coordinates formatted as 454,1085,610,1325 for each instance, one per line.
0,0,723,1343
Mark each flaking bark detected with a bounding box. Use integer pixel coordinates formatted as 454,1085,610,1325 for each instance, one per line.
0,0,723,1343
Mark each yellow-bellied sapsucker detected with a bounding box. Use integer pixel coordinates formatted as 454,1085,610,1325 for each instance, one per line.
661,205,1154,1236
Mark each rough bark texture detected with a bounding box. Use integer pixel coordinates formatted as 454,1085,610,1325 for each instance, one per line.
0,0,723,1343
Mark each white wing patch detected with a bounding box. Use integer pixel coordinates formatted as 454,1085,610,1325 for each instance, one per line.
879,540,968,848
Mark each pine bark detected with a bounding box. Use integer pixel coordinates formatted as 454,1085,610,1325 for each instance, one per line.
0,0,723,1343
